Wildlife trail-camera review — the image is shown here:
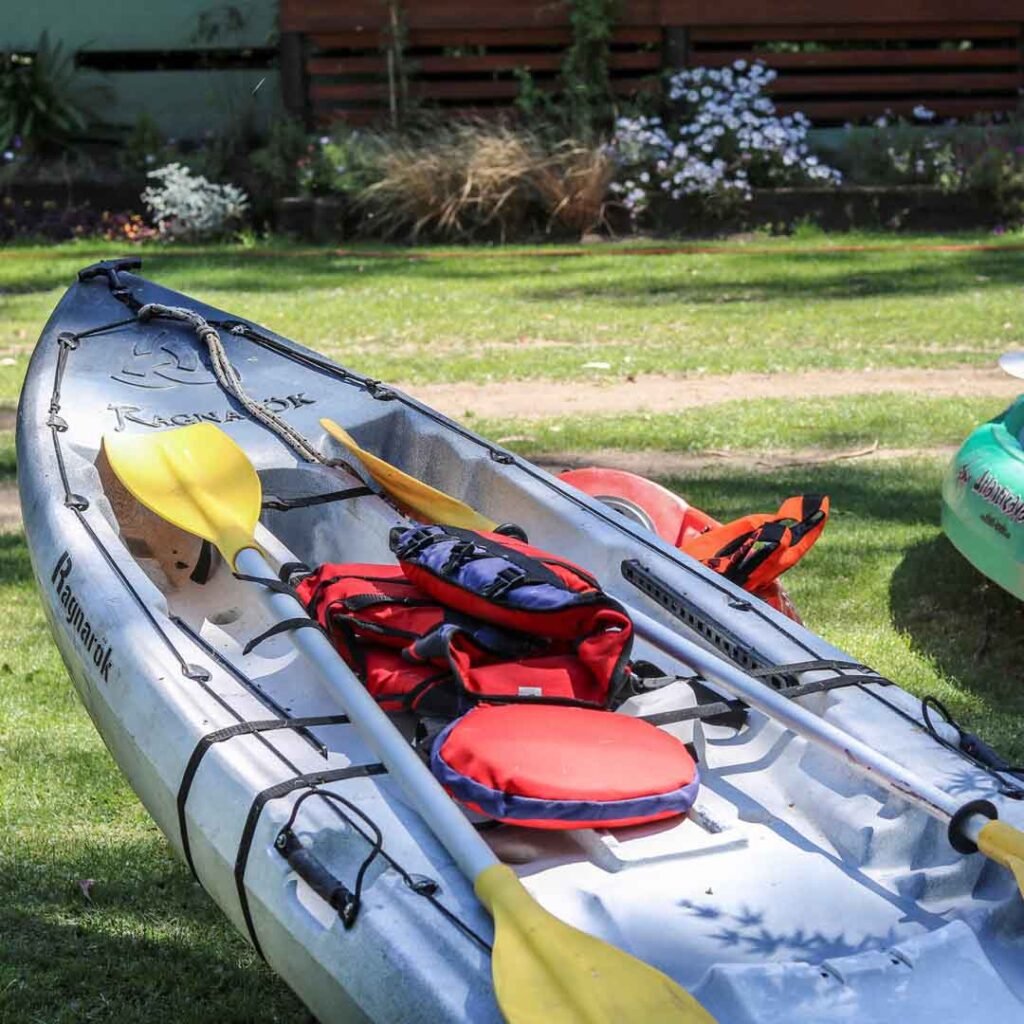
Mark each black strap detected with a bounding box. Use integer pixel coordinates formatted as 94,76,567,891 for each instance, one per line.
234,763,387,956
640,673,877,729
279,561,313,585
189,540,216,585
233,572,305,600
262,486,374,511
243,617,325,655
177,714,352,878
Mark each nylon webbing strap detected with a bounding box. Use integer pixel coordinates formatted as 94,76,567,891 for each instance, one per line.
176,714,352,879
749,659,890,687
243,617,325,655
234,763,387,957
262,486,374,511
641,673,879,729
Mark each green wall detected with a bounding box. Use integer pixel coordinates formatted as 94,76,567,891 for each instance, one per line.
0,0,281,138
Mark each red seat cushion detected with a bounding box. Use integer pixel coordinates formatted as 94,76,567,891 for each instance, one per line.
431,704,700,830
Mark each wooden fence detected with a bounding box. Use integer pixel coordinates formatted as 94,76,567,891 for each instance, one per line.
279,1,1024,127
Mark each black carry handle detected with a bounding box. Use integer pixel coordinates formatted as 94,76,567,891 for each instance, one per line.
274,828,359,928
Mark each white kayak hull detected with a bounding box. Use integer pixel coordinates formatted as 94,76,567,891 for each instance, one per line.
17,261,1024,1022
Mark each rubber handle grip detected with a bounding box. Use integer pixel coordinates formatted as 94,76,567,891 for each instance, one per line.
276,830,358,927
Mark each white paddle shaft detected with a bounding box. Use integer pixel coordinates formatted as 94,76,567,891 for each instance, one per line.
632,608,992,848
235,547,499,882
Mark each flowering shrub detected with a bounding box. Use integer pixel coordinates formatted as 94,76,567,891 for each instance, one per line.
610,61,840,217
141,162,249,240
0,198,158,243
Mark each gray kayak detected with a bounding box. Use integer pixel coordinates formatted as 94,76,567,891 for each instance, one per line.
17,258,1024,1022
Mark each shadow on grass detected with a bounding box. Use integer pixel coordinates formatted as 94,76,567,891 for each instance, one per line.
660,460,941,528
522,247,1024,306
0,531,32,585
0,248,527,297
890,534,1024,755
0,852,309,1023
3,243,1024,304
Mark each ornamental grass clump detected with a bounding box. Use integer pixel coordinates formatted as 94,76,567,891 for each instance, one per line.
141,162,249,241
358,123,612,240
610,61,841,218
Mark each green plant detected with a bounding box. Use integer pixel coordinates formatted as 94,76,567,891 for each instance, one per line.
561,0,617,140
249,116,309,196
514,0,619,139
358,123,611,240
0,32,107,154
119,113,170,175
967,147,1024,226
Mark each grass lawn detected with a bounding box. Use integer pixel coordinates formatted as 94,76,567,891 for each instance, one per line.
3,233,1024,1021
1,232,1024,402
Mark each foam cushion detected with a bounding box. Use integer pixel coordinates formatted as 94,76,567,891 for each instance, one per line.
431,704,700,830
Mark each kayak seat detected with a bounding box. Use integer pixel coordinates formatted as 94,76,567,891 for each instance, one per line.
431,704,700,830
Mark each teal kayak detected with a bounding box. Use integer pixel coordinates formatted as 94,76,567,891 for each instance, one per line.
941,395,1024,599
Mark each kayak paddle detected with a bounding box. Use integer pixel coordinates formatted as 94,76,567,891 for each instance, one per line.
321,417,498,531
296,432,1024,896
625,596,1024,897
101,422,715,1024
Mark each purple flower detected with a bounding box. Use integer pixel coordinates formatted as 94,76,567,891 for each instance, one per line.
993,225,1007,236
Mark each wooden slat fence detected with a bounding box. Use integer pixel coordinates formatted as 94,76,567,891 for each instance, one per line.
279,2,1024,127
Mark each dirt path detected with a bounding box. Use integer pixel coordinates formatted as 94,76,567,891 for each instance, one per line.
0,482,20,531
405,366,1016,421
535,444,958,478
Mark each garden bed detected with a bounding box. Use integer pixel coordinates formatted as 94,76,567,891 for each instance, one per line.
273,185,995,242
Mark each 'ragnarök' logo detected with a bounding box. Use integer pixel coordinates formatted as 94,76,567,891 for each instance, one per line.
111,332,219,389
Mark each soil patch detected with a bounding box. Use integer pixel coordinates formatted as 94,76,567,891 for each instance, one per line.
0,482,21,531
405,366,1016,421
533,444,957,478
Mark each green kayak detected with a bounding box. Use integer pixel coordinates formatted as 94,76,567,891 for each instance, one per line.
941,395,1024,599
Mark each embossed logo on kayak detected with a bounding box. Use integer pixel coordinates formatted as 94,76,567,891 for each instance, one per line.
51,551,114,681
108,393,316,431
972,469,1024,524
112,333,219,389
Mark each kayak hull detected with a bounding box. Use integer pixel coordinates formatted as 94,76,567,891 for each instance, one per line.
17,263,1024,1023
941,397,1024,600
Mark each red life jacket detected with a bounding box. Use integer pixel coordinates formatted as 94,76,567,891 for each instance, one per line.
295,529,633,716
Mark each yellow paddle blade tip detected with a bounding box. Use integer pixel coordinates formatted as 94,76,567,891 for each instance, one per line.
102,423,262,568
978,820,1024,895
320,417,498,531
475,865,716,1024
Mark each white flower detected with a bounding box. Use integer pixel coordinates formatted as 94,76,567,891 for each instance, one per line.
912,105,936,121
2,150,13,162
734,59,747,71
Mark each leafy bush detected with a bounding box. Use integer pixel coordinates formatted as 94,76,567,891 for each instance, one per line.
141,163,249,240
610,62,840,218
826,114,1024,224
358,123,612,240
0,32,107,154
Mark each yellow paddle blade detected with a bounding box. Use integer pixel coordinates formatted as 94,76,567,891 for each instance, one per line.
978,820,1024,895
475,865,716,1024
321,418,498,532
102,423,262,569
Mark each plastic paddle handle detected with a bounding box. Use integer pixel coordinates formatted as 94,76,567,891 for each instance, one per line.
274,828,359,928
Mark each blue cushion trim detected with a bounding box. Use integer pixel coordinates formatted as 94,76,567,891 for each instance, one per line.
430,719,700,823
